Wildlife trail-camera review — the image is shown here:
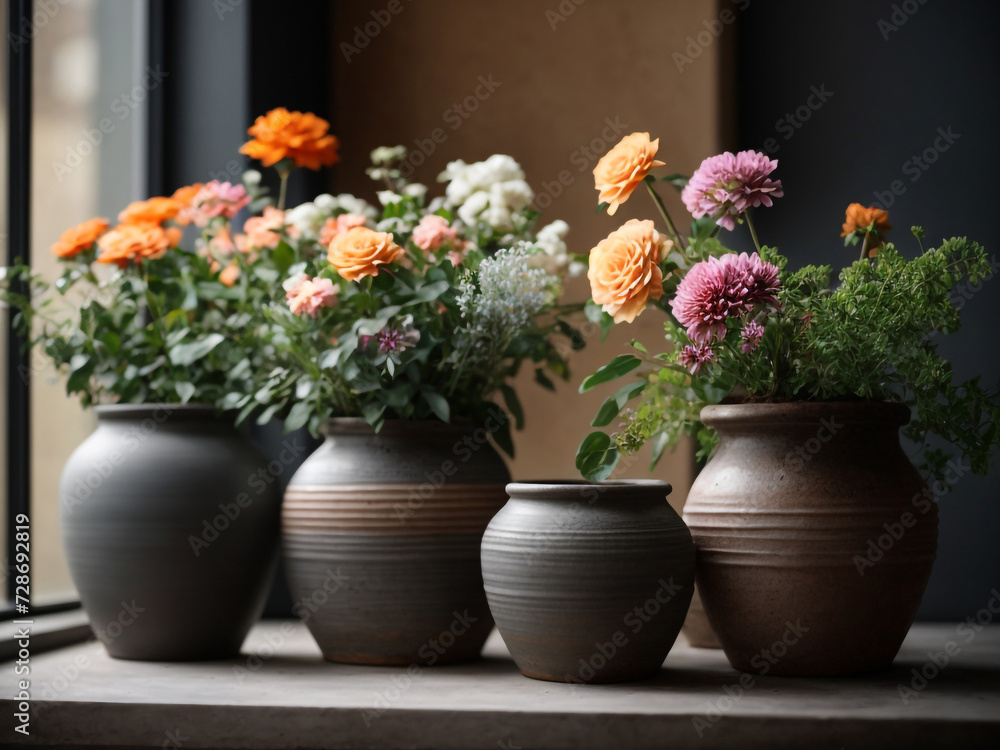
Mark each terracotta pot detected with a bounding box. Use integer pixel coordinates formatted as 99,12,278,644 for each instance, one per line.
283,418,508,665
481,480,695,683
684,402,938,676
60,404,281,661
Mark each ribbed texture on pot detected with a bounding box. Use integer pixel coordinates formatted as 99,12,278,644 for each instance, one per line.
482,481,695,683
684,401,938,676
282,419,509,665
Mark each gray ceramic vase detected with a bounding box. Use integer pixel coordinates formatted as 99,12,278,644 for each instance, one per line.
60,404,281,661
684,402,938,676
283,418,510,665
482,480,695,683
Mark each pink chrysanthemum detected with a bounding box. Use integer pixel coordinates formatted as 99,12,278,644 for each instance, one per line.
678,344,715,375
185,181,251,226
670,252,781,344
681,150,783,231
741,320,764,353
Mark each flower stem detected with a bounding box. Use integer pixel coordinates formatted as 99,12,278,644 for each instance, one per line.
645,181,686,250
745,210,762,254
277,169,290,211
858,234,869,263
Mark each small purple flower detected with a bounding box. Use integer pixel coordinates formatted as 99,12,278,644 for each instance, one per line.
741,320,764,353
370,314,421,355
678,344,715,375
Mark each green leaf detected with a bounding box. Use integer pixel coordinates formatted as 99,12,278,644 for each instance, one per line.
409,279,451,304
535,368,556,391
591,381,646,427
284,400,313,433
650,431,671,469
169,333,226,366
272,241,295,276
499,384,524,430
575,431,620,481
66,354,93,393
661,173,689,192
491,409,515,457
175,381,196,403
578,354,642,393
422,390,450,422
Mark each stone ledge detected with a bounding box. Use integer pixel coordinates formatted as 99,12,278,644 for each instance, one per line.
4,622,998,749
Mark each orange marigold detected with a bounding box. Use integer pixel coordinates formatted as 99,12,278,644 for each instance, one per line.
118,196,184,225
96,223,182,267
842,203,892,256
171,183,204,206
50,217,110,258
240,107,340,170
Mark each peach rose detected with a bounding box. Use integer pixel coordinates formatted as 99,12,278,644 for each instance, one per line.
593,132,665,216
588,219,669,324
219,263,241,287
118,197,183,225
318,213,368,247
286,275,337,316
240,108,340,170
96,223,182,267
50,217,110,258
327,227,405,282
239,206,286,251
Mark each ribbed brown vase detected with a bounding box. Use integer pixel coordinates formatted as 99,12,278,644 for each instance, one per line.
684,402,938,676
283,418,509,665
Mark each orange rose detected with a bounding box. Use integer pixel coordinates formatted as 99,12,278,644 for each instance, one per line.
842,203,891,256
171,183,203,206
588,219,669,324
327,227,405,282
50,217,110,258
96,223,182,267
118,197,183,225
240,108,340,170
593,132,665,216
218,263,241,287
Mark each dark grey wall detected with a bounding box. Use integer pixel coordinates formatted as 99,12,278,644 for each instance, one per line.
735,0,1000,620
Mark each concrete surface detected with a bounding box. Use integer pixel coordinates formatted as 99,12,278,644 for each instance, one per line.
3,622,998,749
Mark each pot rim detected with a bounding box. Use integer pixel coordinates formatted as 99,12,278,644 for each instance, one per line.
95,403,219,420
322,416,478,436
701,400,910,427
505,479,672,501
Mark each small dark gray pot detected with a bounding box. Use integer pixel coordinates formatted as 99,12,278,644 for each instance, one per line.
60,404,281,661
482,480,695,683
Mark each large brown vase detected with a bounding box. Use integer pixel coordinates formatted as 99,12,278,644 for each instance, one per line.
683,402,938,676
283,418,509,665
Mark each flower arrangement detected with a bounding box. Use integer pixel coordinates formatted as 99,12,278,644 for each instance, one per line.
0,164,284,405
576,133,999,484
232,140,583,453
2,109,582,452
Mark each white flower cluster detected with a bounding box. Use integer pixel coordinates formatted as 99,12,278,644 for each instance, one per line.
439,155,534,233
455,247,556,372
284,193,379,238
525,220,585,277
